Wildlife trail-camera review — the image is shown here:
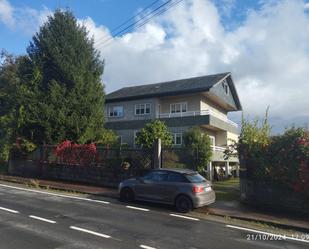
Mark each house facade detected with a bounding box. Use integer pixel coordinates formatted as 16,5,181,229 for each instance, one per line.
104,72,242,180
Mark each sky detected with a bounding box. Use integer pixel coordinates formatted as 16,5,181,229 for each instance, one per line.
1,0,309,133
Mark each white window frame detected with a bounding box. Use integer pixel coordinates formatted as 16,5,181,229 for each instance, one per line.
133,130,141,148
209,135,215,149
222,80,229,95
170,102,187,114
108,106,124,117
135,103,151,115
118,136,127,146
172,133,183,146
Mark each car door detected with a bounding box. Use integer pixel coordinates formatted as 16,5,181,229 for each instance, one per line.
134,171,156,200
159,172,189,203
135,171,168,202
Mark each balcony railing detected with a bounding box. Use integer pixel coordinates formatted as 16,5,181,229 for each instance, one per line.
211,145,226,152
156,109,238,127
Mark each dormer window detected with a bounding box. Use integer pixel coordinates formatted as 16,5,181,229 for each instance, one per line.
222,80,229,95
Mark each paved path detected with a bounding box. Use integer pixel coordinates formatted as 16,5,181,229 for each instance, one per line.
0,183,308,249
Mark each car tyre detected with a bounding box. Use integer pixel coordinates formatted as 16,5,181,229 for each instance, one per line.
120,187,135,202
175,195,193,213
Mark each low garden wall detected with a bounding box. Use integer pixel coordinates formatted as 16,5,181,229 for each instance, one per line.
7,144,153,188
8,160,149,188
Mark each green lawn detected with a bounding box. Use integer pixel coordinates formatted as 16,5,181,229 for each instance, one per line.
212,178,240,201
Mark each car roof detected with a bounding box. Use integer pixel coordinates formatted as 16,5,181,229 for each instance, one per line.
152,168,197,174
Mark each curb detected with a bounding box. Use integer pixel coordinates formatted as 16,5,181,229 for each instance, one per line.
0,175,119,199
206,210,309,234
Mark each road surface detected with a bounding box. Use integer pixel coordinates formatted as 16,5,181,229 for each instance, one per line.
0,183,308,249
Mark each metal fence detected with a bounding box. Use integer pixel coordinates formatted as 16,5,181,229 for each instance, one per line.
9,145,154,187
39,145,153,171
161,147,198,170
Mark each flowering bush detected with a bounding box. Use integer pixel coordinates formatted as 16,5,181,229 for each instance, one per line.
55,140,97,166
225,112,309,197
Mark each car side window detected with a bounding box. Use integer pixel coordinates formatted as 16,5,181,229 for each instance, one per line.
143,172,155,181
152,171,168,182
167,172,187,183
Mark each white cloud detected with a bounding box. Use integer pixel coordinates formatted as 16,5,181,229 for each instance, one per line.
81,0,309,131
0,0,14,27
0,0,51,34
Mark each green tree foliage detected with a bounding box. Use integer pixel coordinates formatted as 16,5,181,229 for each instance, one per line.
136,120,173,149
0,10,106,160
183,127,212,172
225,109,309,196
95,129,119,148
27,9,105,144
0,52,37,160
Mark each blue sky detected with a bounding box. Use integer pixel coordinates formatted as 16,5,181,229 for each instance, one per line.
1,0,260,55
1,0,309,132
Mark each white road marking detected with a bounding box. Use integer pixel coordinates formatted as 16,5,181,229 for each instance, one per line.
0,207,20,214
0,184,110,204
70,226,111,238
226,225,309,244
169,213,199,221
126,205,149,211
140,245,157,249
29,215,56,224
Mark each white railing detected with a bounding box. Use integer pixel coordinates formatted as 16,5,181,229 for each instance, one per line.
211,145,226,152
156,109,238,127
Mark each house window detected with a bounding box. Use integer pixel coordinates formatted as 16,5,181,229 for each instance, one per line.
170,103,187,113
209,135,215,148
134,131,141,148
135,103,151,115
222,80,229,95
172,133,182,146
109,106,123,117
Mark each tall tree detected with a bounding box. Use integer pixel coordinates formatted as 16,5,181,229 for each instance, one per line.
27,9,105,144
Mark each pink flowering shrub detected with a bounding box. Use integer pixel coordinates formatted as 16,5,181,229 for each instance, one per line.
54,140,97,166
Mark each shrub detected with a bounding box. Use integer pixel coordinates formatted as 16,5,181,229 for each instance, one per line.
136,120,173,149
225,110,309,197
10,137,37,159
183,127,212,172
54,140,97,166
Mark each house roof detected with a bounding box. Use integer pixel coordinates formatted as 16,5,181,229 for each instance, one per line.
106,72,242,110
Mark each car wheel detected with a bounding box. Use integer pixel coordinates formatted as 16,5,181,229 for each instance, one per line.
120,187,135,202
175,195,193,213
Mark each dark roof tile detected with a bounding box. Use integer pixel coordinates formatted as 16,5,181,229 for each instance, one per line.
106,72,230,102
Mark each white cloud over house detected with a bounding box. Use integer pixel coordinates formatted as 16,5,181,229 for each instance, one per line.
1,0,309,131
83,0,309,131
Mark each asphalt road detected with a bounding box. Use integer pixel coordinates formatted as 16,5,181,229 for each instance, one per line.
0,183,308,249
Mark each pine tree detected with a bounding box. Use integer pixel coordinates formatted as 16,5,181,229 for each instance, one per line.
27,10,105,144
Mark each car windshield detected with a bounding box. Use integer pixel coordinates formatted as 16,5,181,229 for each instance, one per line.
185,173,206,183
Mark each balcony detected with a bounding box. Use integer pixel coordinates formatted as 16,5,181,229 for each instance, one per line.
156,110,238,128
211,145,226,152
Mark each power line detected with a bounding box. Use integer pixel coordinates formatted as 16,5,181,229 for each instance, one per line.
95,0,176,49
97,0,185,49
109,0,162,34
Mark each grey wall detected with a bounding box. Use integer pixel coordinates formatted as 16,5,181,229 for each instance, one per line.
105,98,157,122
210,77,237,110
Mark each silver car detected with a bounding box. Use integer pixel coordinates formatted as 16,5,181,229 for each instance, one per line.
119,168,216,213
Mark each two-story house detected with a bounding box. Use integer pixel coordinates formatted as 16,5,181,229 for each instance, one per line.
105,72,242,180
